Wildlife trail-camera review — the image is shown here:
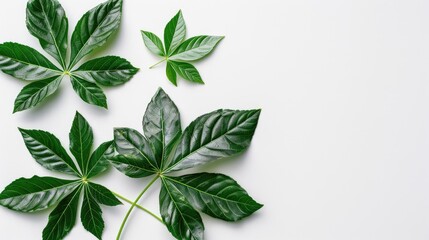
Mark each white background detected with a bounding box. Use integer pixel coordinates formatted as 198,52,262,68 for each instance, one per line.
0,0,428,239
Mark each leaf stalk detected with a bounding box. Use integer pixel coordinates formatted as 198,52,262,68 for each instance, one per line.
149,58,167,69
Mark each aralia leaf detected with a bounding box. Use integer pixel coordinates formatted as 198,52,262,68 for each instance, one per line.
74,56,139,86
143,88,181,169
164,10,186,55
160,178,204,240
70,75,107,109
165,109,261,172
0,42,61,80
170,36,224,62
42,187,81,240
0,176,79,213
69,0,123,68
141,31,165,56
26,0,68,68
166,61,177,86
69,112,94,175
19,128,81,176
88,182,121,206
87,141,114,179
168,60,203,84
13,75,63,113
164,173,263,222
81,186,104,240
114,128,158,170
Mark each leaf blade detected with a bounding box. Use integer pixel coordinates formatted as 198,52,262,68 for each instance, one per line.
87,141,115,178
81,186,104,240
69,112,94,175
69,0,123,68
70,75,107,109
0,176,79,212
166,61,177,86
88,182,121,206
165,109,261,172
165,173,263,221
0,42,61,80
169,60,204,84
170,36,224,62
13,75,63,113
164,10,186,55
141,31,165,56
73,56,139,86
109,155,155,178
26,0,68,68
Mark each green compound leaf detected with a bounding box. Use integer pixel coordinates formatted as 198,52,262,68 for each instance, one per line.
19,128,81,176
164,173,263,222
26,0,68,68
170,36,224,62
141,31,165,56
70,75,107,109
0,176,79,213
13,75,63,113
0,42,61,80
164,10,186,55
42,187,81,240
69,112,94,174
160,178,204,240
70,0,123,68
74,56,139,87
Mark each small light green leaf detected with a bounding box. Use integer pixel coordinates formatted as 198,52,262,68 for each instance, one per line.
141,31,165,56
164,10,186,55
170,36,224,62
165,173,263,222
26,0,68,68
0,42,61,80
168,60,203,84
160,178,204,240
87,141,114,179
13,75,63,113
0,176,79,213
19,128,81,176
69,112,93,174
165,109,261,172
70,75,107,109
166,61,177,86
88,182,122,206
73,56,139,86
81,186,104,240
69,0,123,68
42,187,81,240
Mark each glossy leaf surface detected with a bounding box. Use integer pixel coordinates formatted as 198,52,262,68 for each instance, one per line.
164,10,186,55
74,56,138,86
71,75,107,109
170,36,224,62
141,31,165,56
70,112,94,174
109,155,155,178
70,0,123,67
0,42,60,80
87,141,114,178
168,61,203,84
81,186,104,239
0,176,79,212
160,179,204,240
13,76,63,113
88,182,121,206
165,173,263,221
26,0,68,68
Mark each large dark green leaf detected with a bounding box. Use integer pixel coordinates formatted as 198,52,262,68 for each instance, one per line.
143,88,181,169
166,61,177,86
87,141,114,178
81,186,104,240
26,0,68,68
0,176,79,213
69,112,93,174
73,56,139,86
0,42,61,80
88,182,121,206
165,109,261,172
70,75,107,109
168,60,203,84
165,173,263,221
141,31,165,56
69,0,123,67
170,36,224,62
13,75,63,113
19,128,81,176
164,10,186,55
160,178,204,240
114,128,158,170
109,155,155,178
42,187,81,240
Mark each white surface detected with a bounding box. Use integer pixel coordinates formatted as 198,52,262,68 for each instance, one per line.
0,0,429,239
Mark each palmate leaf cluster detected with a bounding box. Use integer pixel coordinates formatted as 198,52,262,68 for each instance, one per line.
0,0,138,113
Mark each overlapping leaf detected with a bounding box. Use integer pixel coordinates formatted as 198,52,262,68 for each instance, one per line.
141,10,224,85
